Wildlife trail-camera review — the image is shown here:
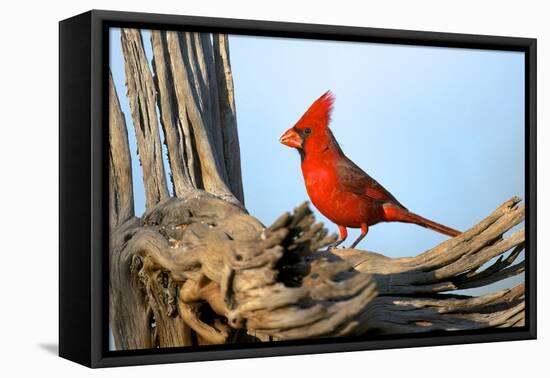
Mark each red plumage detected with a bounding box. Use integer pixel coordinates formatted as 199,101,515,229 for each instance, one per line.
279,91,461,248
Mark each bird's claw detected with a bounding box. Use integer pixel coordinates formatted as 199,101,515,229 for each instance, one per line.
326,239,346,250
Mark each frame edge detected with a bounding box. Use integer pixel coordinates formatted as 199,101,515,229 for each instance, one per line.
83,9,537,368
59,11,93,368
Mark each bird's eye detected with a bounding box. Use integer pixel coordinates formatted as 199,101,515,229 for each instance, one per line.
304,128,312,135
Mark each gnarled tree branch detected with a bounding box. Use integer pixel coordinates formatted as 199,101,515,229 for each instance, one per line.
110,195,525,348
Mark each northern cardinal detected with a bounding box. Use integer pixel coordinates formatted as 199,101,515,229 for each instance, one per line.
279,91,461,248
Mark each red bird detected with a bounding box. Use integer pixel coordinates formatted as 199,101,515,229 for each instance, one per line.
279,91,461,248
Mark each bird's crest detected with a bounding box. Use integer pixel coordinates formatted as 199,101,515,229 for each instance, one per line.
296,90,334,129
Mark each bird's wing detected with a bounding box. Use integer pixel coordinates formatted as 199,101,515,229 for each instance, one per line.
335,157,407,209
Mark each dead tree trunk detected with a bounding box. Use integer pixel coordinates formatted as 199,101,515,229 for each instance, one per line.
109,71,134,228
121,29,169,209
109,29,526,350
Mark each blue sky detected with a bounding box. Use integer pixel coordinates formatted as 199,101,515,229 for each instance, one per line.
109,29,525,294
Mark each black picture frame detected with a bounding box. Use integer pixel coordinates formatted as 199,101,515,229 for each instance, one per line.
59,9,537,368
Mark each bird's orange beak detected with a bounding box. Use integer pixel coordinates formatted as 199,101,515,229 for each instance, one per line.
279,127,303,149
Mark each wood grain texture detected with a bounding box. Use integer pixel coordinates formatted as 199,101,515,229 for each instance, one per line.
109,195,524,348
108,71,134,228
213,34,245,204
150,30,195,197
355,284,524,334
121,28,169,210
165,31,239,206
331,197,525,294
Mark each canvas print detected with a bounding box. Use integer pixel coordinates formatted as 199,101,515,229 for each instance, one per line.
108,27,526,351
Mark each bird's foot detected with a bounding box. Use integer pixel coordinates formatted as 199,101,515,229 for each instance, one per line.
326,239,346,250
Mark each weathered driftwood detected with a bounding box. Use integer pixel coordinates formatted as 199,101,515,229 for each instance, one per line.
110,193,375,347
332,197,525,294
108,71,134,228
150,30,195,198
110,194,525,348
355,284,524,334
212,34,245,204
165,31,238,205
140,29,245,206
333,198,525,334
121,29,169,209
110,28,525,350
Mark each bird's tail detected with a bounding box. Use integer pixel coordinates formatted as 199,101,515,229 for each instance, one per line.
383,204,461,237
